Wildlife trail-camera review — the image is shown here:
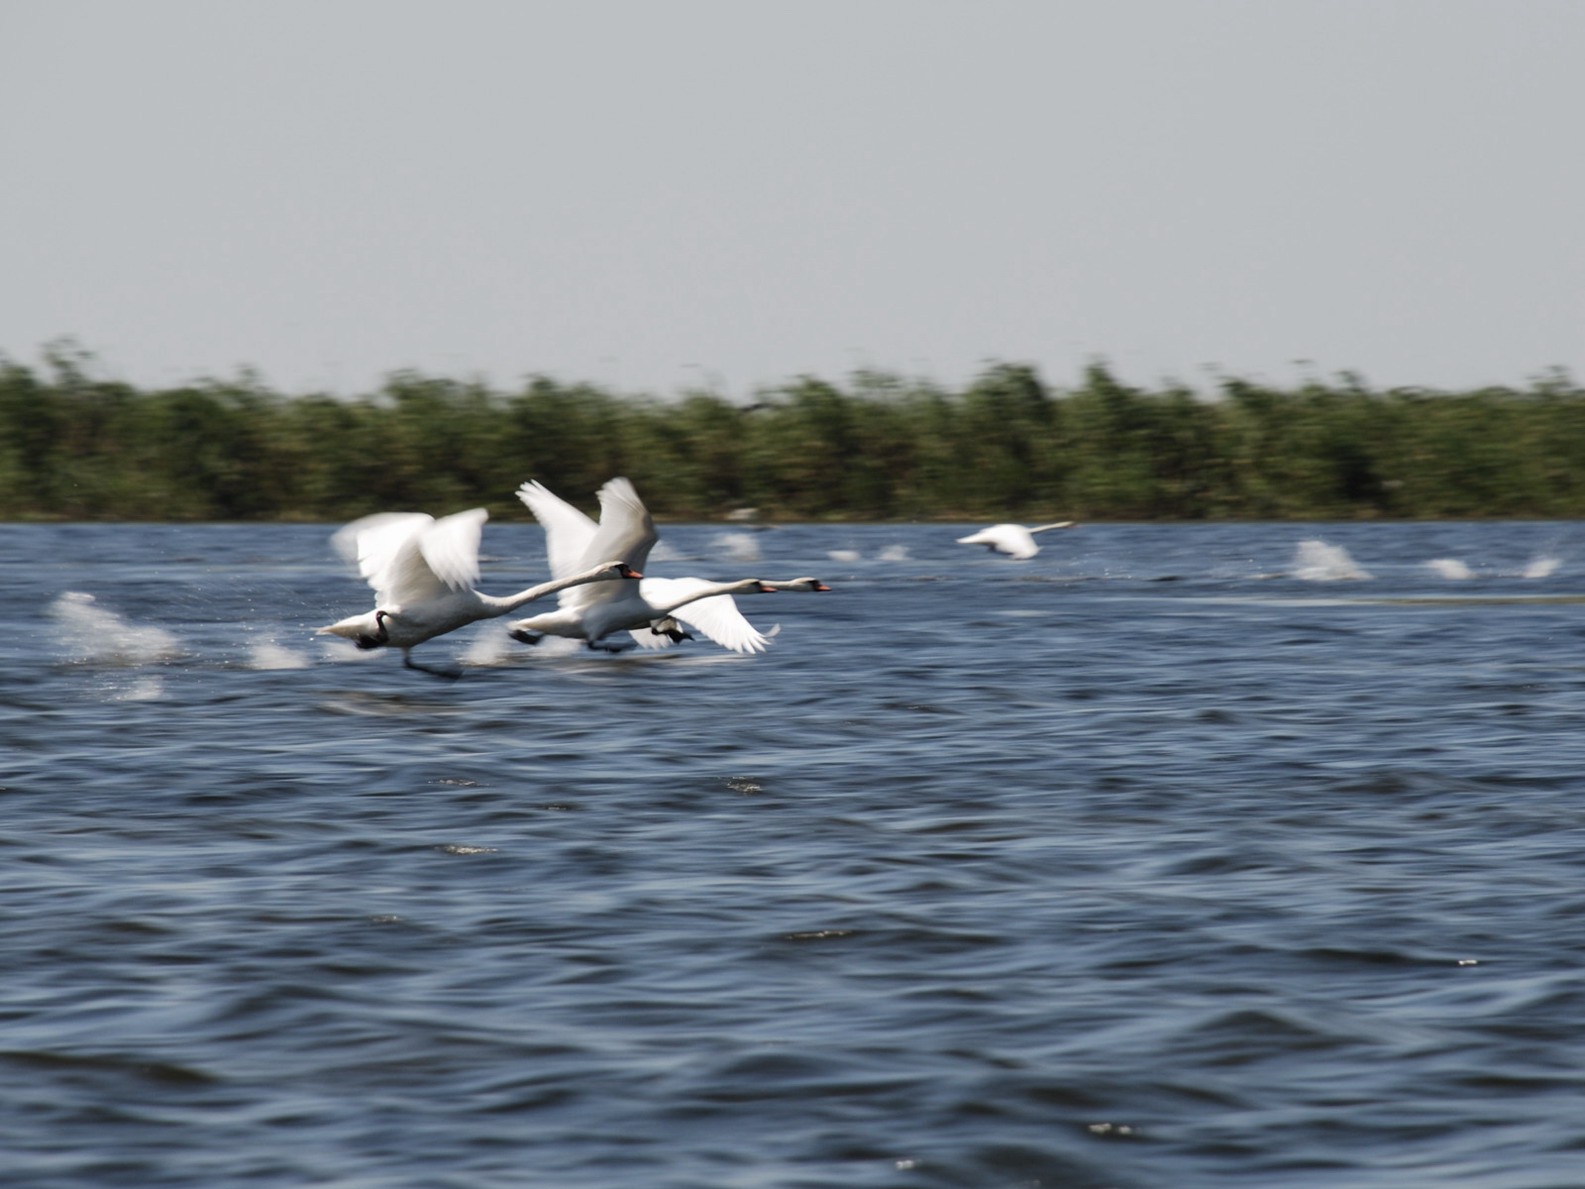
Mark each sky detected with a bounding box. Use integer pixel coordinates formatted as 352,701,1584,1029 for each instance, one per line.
3,0,1583,400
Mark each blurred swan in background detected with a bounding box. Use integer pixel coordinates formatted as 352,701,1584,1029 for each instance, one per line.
956,521,1076,560
318,507,639,676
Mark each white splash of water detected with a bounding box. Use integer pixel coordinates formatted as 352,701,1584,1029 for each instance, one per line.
1291,541,1371,581
112,675,167,701
1426,558,1474,580
713,532,763,564
320,638,377,663
1523,555,1561,579
459,628,514,667
247,640,311,669
826,549,862,563
876,544,911,562
512,634,584,659
49,592,185,665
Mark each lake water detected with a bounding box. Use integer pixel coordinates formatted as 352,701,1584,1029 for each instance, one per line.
5,519,1585,1188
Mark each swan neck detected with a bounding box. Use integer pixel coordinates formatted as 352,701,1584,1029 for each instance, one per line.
653,581,743,616
488,566,616,613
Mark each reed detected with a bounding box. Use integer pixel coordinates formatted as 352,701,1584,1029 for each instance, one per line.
3,341,1580,521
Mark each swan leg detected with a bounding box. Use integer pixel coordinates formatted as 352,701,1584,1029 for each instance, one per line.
355,610,393,650
509,629,545,646
402,651,462,680
650,618,695,643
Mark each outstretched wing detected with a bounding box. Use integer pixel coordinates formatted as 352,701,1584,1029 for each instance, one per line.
584,477,657,574
637,577,773,655
332,512,434,603
956,524,1036,559
330,509,486,605
517,481,599,580
417,508,487,592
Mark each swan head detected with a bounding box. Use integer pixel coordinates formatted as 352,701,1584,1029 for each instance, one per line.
584,560,643,581
768,577,830,592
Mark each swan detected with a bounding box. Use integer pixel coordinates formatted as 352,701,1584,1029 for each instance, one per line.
956,521,1075,560
317,507,640,675
631,578,832,650
507,477,803,653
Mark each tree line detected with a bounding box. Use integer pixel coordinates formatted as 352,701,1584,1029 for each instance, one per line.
3,342,1582,521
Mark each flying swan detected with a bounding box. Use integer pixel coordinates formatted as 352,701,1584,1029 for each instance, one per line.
956,521,1076,560
507,478,826,653
318,507,640,675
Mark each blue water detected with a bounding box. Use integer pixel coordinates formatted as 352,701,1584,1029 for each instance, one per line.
5,520,1585,1188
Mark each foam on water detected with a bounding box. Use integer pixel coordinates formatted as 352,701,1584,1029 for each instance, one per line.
1291,540,1372,581
458,626,515,666
712,531,763,564
48,591,184,665
826,544,911,563
246,639,312,669
1522,555,1561,578
1427,558,1474,579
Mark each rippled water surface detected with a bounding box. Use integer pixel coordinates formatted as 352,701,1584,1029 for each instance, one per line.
6,520,1585,1188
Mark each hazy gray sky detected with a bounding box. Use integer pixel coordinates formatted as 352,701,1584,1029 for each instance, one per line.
3,0,1582,398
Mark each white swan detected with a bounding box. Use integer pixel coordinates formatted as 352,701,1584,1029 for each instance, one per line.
507,477,798,653
318,507,640,675
636,577,833,651
956,521,1075,560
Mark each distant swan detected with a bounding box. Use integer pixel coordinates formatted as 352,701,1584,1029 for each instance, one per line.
507,478,818,654
318,507,639,676
956,521,1076,560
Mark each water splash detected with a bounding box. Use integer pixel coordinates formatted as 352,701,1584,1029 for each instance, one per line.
459,628,514,667
1523,555,1562,579
247,640,311,669
1426,558,1474,580
1291,541,1371,581
112,675,167,701
827,549,862,563
48,592,184,665
876,544,911,561
713,532,763,564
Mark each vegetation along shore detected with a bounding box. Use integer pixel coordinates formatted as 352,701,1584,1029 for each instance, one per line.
3,343,1581,522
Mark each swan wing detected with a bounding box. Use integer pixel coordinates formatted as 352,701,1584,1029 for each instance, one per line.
548,477,660,612
332,513,439,600
416,508,487,592
583,477,657,573
956,524,1037,558
517,480,599,580
642,577,772,655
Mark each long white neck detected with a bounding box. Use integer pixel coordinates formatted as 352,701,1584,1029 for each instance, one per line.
652,579,763,616
1028,521,1075,535
478,562,627,615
